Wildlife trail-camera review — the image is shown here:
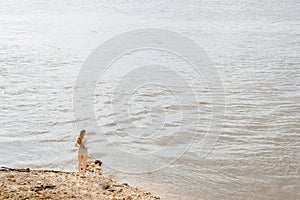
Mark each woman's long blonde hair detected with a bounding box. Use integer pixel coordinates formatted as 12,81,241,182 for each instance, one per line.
77,130,86,145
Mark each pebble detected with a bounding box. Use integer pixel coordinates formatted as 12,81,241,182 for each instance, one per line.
6,174,14,178
10,185,17,192
125,195,133,200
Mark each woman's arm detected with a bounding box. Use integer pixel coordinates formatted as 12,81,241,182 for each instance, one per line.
74,138,79,147
83,139,88,149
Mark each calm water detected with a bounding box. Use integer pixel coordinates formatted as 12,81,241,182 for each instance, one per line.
0,1,299,199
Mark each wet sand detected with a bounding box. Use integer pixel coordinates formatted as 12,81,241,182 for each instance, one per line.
0,162,160,200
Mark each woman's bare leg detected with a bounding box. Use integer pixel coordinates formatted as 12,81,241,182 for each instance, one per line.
82,155,88,174
78,155,83,173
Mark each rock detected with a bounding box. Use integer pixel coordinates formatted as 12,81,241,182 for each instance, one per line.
107,188,116,192
10,185,17,192
6,174,14,178
20,187,29,191
102,183,110,190
32,185,56,192
125,195,133,200
95,160,102,166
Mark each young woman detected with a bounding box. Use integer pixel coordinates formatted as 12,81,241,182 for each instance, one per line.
74,130,88,175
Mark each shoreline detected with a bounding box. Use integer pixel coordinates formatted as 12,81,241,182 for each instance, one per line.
0,162,160,200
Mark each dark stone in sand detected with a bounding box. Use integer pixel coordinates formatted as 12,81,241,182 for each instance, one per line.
102,183,110,190
95,160,102,166
32,185,56,192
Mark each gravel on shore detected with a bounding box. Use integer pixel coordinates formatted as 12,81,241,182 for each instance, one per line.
0,163,160,200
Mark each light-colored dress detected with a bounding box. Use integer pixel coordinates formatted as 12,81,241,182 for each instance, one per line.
78,138,88,156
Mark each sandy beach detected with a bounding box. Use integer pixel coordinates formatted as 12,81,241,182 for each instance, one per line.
0,162,160,200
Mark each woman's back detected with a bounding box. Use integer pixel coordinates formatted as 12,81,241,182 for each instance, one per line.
79,138,87,150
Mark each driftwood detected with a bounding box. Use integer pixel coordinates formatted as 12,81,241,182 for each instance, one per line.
0,159,103,174
0,167,69,174
0,166,30,172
